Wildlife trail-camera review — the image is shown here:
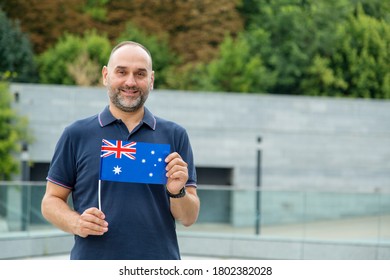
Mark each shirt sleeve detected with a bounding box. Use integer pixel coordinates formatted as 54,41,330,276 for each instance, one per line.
175,127,197,188
46,127,76,189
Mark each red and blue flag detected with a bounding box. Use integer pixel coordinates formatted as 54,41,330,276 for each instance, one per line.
99,139,170,184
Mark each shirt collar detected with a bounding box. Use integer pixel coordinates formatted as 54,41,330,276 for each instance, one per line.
142,107,157,130
98,105,156,130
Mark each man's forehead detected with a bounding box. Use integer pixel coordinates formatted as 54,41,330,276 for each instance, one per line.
113,65,148,73
109,45,152,69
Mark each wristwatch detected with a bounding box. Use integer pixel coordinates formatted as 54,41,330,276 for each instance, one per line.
167,187,186,198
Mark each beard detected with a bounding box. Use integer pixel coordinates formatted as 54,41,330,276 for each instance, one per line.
107,85,150,113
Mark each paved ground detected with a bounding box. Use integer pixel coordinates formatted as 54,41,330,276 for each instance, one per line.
9,214,390,260
20,254,222,260
177,214,390,242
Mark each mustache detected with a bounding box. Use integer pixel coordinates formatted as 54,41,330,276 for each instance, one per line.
118,86,140,91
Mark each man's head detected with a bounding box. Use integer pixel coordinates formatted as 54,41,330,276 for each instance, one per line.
102,41,154,113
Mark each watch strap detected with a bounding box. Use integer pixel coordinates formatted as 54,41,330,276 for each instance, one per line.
167,187,186,198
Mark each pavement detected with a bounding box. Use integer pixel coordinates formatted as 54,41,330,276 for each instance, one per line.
20,254,223,260
177,214,390,242
9,214,390,260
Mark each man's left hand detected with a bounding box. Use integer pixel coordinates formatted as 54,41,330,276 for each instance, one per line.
165,152,188,194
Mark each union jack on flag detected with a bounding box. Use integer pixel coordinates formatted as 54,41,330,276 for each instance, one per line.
99,139,170,184
101,139,137,160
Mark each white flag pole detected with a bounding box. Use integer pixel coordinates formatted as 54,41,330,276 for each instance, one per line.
98,179,102,211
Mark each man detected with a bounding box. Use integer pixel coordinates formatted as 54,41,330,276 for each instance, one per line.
41,41,200,260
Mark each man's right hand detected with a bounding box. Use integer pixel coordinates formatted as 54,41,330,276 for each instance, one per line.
75,207,108,238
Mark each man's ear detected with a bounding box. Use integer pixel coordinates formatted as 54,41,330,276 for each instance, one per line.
150,70,155,90
102,66,108,86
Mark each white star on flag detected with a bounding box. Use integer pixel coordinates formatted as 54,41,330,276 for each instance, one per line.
113,165,122,175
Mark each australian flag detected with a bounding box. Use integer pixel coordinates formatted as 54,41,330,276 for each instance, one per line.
99,139,170,184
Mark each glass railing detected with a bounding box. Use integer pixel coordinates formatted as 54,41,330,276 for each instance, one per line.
1,182,389,245
0,181,51,235
177,185,390,244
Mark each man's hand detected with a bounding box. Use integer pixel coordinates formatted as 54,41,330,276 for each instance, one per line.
165,152,188,194
75,207,108,238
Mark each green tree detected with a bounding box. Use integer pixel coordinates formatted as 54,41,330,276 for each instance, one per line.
166,34,277,93
244,0,338,95
0,81,31,180
299,55,348,97
301,6,390,98
83,0,109,22
335,8,390,98
37,31,111,86
0,9,38,83
356,0,390,21
240,0,390,97
201,35,276,93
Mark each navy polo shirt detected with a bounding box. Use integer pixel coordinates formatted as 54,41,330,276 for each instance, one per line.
47,106,197,260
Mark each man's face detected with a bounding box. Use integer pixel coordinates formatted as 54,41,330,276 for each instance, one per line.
102,45,154,113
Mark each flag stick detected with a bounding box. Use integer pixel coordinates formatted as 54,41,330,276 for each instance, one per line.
98,179,102,210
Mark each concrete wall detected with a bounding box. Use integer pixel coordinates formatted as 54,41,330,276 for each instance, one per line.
0,231,73,259
178,232,390,260
9,83,390,227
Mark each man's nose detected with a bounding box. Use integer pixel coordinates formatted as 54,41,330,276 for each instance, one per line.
125,74,137,86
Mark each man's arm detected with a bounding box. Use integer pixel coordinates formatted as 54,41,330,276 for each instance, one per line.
165,152,200,226
170,186,200,227
41,181,108,237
